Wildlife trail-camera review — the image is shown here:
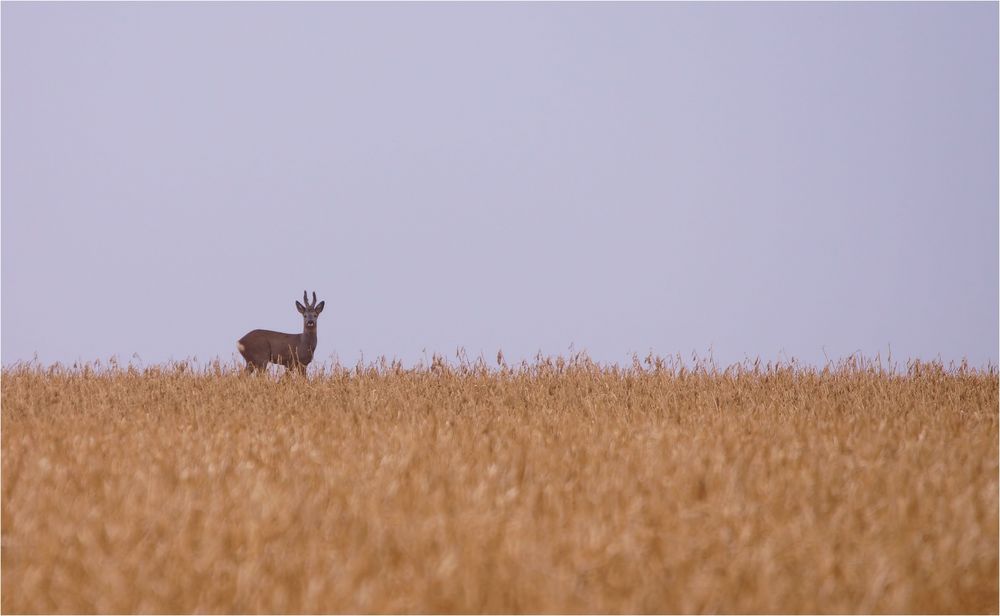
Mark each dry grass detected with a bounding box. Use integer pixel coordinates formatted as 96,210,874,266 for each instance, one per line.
2,355,997,614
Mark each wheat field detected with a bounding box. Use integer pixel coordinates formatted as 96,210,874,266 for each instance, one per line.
1,355,997,614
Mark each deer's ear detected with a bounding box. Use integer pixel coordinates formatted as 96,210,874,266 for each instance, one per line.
315,301,325,314
296,301,306,314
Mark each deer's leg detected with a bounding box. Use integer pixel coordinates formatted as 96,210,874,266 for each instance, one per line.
244,360,263,375
239,352,266,375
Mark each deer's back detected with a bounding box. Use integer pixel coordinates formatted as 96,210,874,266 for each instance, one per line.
238,329,299,353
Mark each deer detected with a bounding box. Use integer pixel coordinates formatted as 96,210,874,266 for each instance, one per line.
238,291,325,375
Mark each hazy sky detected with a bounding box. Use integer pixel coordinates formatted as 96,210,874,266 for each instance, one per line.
3,2,997,368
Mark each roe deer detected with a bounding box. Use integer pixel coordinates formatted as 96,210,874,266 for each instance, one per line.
238,291,325,375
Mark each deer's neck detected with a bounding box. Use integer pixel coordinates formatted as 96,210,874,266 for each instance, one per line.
300,327,317,351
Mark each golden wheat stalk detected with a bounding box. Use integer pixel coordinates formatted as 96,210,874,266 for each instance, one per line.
2,357,996,614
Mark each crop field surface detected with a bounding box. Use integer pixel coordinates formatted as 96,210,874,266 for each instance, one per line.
1,357,997,614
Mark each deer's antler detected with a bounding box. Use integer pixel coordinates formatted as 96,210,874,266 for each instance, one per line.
312,291,317,307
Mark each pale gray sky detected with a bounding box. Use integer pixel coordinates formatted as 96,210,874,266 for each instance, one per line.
2,2,997,368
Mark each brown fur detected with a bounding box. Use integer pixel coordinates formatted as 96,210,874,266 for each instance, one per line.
238,291,324,375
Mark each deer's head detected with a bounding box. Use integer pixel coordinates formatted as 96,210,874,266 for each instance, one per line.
296,290,325,330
